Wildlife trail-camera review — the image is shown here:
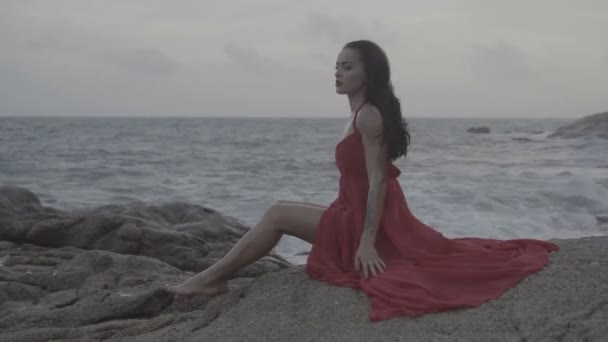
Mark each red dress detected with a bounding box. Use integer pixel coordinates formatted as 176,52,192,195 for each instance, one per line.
305,105,559,322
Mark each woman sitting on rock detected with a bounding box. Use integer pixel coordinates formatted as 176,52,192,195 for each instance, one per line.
170,40,559,322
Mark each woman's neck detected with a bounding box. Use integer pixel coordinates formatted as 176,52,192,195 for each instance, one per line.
347,90,366,114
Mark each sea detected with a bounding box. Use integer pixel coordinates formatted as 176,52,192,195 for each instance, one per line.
1,116,607,264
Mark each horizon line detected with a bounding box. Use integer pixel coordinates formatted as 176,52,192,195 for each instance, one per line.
0,115,579,120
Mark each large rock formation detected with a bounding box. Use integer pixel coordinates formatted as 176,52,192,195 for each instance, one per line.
548,111,608,139
1,186,606,341
0,185,289,276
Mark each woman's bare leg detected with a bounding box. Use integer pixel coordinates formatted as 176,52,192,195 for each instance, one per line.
172,200,327,296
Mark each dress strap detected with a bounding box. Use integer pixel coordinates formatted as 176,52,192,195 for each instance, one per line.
353,101,366,133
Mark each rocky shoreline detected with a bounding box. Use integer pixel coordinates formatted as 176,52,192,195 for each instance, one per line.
548,111,608,139
1,186,606,341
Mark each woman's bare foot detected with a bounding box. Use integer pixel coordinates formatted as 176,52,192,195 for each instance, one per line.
169,276,229,298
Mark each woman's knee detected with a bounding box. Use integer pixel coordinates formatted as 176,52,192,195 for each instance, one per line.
260,200,324,243
261,201,288,227
262,200,304,233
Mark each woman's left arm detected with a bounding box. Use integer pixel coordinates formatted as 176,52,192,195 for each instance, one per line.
358,105,389,243
354,105,389,278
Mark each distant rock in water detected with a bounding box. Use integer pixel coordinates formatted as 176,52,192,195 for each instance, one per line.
548,111,608,139
512,137,534,142
503,130,543,135
467,126,490,134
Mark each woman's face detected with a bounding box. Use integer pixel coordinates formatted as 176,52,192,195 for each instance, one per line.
334,48,366,95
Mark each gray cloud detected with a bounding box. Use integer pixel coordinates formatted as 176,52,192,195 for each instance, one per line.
12,20,182,77
470,40,533,83
0,1,606,118
103,48,182,76
305,12,399,45
306,12,362,45
233,1,297,16
223,44,286,76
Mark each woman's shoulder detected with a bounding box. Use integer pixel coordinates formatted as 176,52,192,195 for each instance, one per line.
356,104,383,137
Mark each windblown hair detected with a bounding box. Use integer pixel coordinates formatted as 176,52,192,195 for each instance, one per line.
344,40,411,161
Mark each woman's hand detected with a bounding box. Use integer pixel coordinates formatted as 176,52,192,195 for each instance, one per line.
354,235,386,279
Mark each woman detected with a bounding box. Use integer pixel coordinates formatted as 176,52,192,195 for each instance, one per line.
171,40,559,322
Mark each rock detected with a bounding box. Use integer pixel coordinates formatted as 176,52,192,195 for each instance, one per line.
466,126,490,134
152,237,608,342
0,186,292,341
0,185,289,274
548,111,608,139
1,237,603,342
1,186,606,341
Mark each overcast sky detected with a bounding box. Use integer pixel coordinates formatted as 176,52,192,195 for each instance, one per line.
1,0,606,118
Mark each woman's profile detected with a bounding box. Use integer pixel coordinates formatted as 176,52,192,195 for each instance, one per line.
171,40,559,322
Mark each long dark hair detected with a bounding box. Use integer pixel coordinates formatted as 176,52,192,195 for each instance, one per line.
344,40,411,161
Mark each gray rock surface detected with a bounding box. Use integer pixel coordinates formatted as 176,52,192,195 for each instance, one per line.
0,185,288,276
1,186,606,341
548,111,608,139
